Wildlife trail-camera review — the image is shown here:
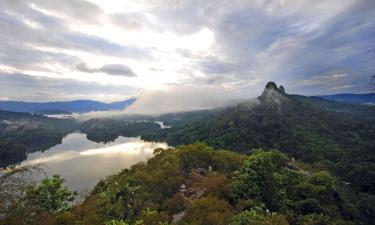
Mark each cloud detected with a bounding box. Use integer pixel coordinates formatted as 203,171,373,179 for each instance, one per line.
1,0,104,25
0,72,138,102
110,13,152,31
100,64,137,77
76,63,137,77
0,0,150,71
124,85,244,115
1,0,375,102
150,0,375,94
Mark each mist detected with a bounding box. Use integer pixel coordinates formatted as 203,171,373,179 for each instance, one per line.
124,85,244,115
58,85,245,121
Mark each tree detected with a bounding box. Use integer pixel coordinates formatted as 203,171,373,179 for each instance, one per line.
25,174,75,213
178,197,234,225
102,170,142,224
105,219,128,225
0,165,44,225
230,208,289,225
231,150,288,212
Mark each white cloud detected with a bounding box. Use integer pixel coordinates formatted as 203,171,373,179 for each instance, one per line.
125,85,243,115
0,0,374,102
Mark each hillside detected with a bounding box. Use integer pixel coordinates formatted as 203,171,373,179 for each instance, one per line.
1,143,368,224
291,95,375,120
0,110,78,167
318,93,375,105
142,82,375,195
0,98,136,114
1,83,375,224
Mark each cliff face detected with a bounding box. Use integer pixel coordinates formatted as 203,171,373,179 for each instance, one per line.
262,82,286,95
260,82,289,106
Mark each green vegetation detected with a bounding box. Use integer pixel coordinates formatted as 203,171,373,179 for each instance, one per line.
24,175,76,213
1,83,374,224
291,95,375,121
79,110,216,143
142,88,375,199
80,119,161,142
0,167,75,225
0,143,367,224
0,110,78,168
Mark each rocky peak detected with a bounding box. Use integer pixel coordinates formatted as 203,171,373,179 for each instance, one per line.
265,81,279,91
262,81,286,95
279,85,286,94
260,81,289,107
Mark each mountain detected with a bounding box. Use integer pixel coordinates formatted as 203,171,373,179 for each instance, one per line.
142,82,375,195
2,82,375,224
317,93,375,105
291,94,375,120
0,98,136,114
71,82,375,224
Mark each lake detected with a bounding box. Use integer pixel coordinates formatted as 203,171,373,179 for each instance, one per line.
20,132,169,192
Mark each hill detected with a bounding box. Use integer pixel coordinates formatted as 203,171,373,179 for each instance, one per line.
291,95,375,120
1,143,370,224
2,82,375,224
0,110,78,168
317,93,375,105
0,98,136,114
142,82,375,196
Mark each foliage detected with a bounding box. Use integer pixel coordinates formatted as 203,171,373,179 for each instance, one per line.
231,149,357,224
2,84,374,224
24,174,75,213
105,219,128,225
0,168,76,225
101,170,142,223
141,89,375,224
0,144,366,224
231,150,289,212
0,110,78,168
230,208,289,225
177,197,234,225
80,119,160,142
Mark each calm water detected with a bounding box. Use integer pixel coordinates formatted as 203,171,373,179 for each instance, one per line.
20,132,168,192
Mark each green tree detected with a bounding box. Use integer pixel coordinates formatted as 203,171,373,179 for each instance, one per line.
25,174,75,213
231,150,288,212
102,170,142,224
105,219,128,225
230,208,289,225
178,197,234,225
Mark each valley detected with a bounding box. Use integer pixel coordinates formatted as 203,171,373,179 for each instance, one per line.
1,82,375,224
2,1,374,224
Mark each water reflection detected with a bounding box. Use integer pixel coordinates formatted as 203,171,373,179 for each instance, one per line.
20,132,168,192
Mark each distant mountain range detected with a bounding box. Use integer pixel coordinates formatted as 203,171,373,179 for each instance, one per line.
317,93,375,105
0,98,136,114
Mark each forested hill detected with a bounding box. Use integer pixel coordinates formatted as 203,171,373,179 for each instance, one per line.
317,93,375,104
0,98,136,114
1,83,375,224
143,82,375,195
0,110,78,167
291,94,375,121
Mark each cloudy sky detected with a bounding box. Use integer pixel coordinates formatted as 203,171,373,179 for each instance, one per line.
0,0,374,102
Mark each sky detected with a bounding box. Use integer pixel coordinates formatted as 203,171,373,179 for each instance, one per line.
0,0,374,103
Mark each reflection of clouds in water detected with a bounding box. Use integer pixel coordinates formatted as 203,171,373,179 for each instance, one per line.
80,141,167,157
19,132,168,192
22,151,80,165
